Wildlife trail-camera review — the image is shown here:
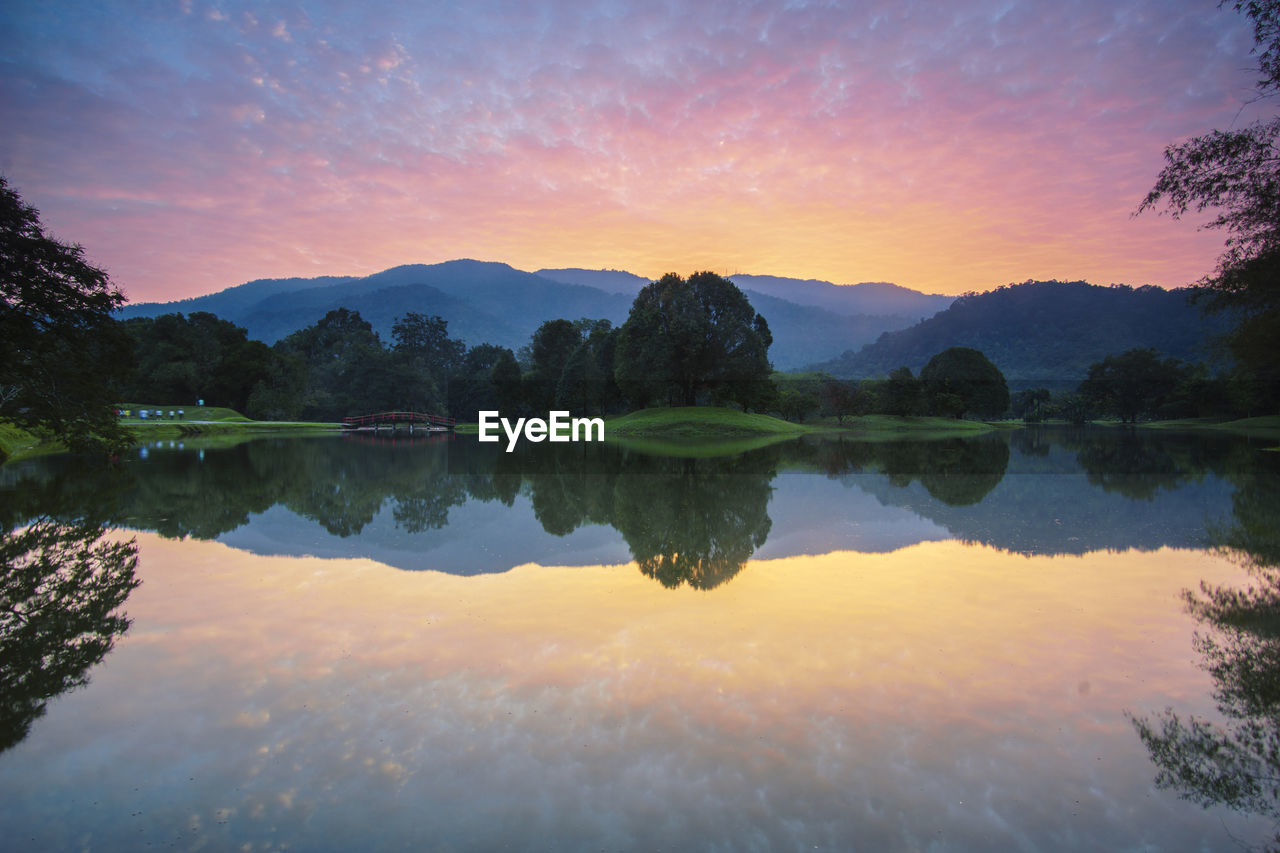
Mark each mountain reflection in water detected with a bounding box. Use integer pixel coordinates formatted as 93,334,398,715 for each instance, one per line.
2,426,1280,850
1,426,1271,583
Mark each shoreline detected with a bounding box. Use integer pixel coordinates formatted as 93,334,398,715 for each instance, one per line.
7,408,1278,466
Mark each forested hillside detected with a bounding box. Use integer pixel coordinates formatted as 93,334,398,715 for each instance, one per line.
118,260,949,370
808,280,1229,385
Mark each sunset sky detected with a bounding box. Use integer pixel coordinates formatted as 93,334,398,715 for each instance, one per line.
0,0,1265,302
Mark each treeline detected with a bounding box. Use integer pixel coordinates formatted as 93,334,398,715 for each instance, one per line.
119,308,620,421
120,271,778,421
118,268,1256,425
787,345,1261,424
1021,347,1265,424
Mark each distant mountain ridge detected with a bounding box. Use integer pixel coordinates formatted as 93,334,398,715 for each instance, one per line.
806,280,1230,385
534,268,953,319
119,260,949,370
728,274,952,319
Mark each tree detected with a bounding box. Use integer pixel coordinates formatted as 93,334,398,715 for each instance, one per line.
881,366,923,416
275,308,405,420
920,347,1010,419
1128,462,1280,847
527,319,582,411
490,348,523,414
1,517,140,752
821,379,870,423
121,312,287,413
391,312,464,378
1011,387,1051,422
1138,0,1280,408
777,388,819,422
1078,348,1187,423
557,321,622,415
0,178,132,455
614,272,772,407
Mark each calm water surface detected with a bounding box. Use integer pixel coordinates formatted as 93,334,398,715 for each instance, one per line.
1,427,1278,851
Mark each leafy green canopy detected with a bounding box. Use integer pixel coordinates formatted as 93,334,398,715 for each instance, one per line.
0,178,132,455
920,346,1010,418
615,271,772,408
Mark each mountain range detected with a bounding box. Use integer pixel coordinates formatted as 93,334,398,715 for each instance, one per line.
805,280,1230,385
117,260,952,371
119,264,1224,381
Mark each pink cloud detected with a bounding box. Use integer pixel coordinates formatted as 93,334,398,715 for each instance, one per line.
0,0,1260,300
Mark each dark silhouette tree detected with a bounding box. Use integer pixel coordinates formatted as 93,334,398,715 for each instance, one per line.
556,321,621,415
1079,348,1187,423
920,347,1010,418
490,348,523,414
882,366,923,416
449,343,513,421
275,308,432,420
614,272,771,407
1011,387,1051,422
121,311,290,413
821,379,870,423
0,177,133,456
1138,0,1280,410
527,319,582,411
391,312,465,400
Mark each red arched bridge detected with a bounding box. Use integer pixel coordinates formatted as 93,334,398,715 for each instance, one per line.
341,411,456,431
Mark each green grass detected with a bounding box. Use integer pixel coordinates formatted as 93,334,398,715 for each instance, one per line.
0,405,342,466
609,433,804,458
0,422,59,463
605,407,819,438
126,421,338,441
454,407,1007,449
117,403,257,423
1142,414,1280,439
814,413,1002,441
119,403,338,442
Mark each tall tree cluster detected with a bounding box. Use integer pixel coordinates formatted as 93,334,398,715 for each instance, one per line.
614,272,773,408
1139,0,1280,411
0,178,132,455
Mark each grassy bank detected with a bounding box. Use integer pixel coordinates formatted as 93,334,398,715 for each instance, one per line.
606,407,818,438
456,407,1008,444
1,406,341,465
119,404,338,441
0,422,60,463
812,413,1006,440
605,408,1007,440
1141,414,1280,447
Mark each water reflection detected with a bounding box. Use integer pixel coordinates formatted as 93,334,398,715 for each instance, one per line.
0,427,1272,584
2,429,1279,850
1130,453,1280,848
615,455,773,589
0,517,139,752
807,434,1010,505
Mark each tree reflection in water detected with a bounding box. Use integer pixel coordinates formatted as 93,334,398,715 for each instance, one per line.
1129,453,1280,849
612,454,774,590
809,434,1010,506
5,428,1264,598
511,444,778,589
0,517,139,752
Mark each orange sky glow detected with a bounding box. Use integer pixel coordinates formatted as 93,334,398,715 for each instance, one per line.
0,1,1263,300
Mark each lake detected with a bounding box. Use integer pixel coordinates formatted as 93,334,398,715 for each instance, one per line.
1,427,1277,851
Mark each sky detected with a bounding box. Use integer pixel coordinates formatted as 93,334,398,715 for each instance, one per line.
0,0,1267,302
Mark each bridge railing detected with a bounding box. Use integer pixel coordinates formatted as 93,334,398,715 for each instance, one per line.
340,411,456,429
